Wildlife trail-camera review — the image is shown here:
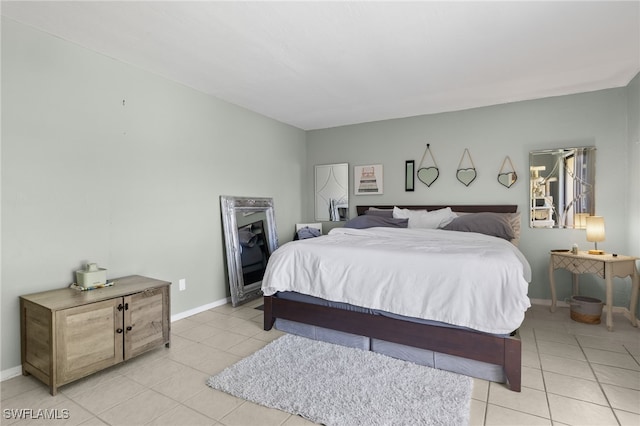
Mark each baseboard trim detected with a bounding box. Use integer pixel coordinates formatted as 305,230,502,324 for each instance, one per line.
170,297,230,322
530,298,555,307
1,366,23,382
530,298,631,315
1,296,231,382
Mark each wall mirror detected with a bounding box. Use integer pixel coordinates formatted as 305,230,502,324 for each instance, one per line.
315,163,349,221
529,147,596,228
220,196,279,306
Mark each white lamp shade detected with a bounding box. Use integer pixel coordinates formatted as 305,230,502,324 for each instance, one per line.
586,216,605,242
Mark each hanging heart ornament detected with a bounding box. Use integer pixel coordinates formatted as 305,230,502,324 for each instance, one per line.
498,172,517,188
497,156,517,189
416,143,440,187
456,168,477,187
456,148,477,187
417,167,439,187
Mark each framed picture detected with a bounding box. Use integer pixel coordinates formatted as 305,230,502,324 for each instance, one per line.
354,164,383,195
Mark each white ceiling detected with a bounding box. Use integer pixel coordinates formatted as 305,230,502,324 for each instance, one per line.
3,1,639,130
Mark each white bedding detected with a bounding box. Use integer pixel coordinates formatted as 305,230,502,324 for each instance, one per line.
261,227,531,334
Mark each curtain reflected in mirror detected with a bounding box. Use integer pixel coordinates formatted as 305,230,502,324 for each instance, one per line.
220,196,279,306
529,147,596,228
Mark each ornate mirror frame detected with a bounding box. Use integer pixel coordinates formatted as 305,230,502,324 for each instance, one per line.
220,195,279,306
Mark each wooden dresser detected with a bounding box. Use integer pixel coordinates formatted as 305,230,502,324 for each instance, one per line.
20,275,171,395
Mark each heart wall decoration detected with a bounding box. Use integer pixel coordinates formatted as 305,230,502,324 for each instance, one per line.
498,172,517,188
416,143,440,187
497,156,518,188
417,167,439,187
456,148,477,187
456,168,477,186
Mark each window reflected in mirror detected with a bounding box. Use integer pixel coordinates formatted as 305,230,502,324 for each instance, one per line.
529,147,596,228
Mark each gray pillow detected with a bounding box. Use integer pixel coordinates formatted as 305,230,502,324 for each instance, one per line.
364,208,394,218
442,212,515,240
344,215,408,229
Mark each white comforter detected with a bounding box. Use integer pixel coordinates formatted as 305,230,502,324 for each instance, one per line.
262,227,531,334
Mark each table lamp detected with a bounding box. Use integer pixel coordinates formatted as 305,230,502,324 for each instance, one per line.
586,216,605,254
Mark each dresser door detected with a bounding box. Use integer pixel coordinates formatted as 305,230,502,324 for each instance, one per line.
56,298,124,385
124,286,169,359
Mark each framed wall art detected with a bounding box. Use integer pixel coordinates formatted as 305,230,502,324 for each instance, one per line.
354,164,383,195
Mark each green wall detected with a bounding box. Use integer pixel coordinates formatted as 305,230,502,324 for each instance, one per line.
1,18,306,373
307,80,637,309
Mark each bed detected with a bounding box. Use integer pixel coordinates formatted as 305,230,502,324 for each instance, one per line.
262,205,530,392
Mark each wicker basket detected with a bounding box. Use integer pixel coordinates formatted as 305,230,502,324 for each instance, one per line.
569,296,603,324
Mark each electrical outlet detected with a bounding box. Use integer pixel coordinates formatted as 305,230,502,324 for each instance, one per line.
179,278,186,291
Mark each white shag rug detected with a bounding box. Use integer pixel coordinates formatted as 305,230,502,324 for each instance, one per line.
207,334,472,425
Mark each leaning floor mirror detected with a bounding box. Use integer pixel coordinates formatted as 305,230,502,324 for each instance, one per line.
220,196,279,306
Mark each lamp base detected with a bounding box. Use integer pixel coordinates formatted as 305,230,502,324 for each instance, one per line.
588,249,605,255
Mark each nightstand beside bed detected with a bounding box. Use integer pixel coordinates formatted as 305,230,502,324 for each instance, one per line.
549,251,639,331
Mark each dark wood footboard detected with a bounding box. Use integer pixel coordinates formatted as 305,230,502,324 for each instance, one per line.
263,295,521,392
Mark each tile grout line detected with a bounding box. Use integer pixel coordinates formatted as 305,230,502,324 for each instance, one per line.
532,327,555,425
577,335,621,424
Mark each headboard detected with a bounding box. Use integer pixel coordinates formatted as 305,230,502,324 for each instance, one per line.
356,205,518,216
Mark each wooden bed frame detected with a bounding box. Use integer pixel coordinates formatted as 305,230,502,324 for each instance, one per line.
263,204,522,392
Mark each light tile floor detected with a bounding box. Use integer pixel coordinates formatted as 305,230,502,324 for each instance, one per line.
2,301,639,425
